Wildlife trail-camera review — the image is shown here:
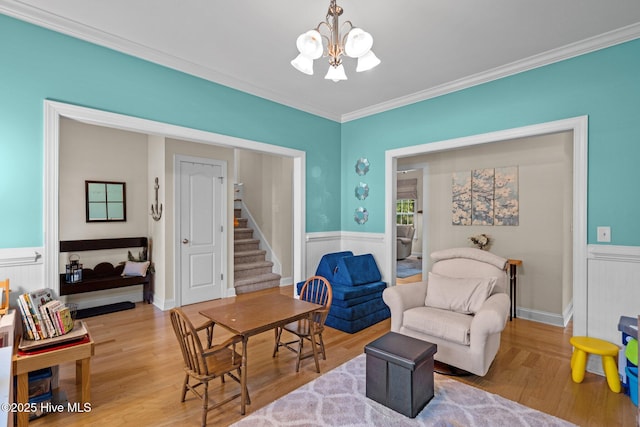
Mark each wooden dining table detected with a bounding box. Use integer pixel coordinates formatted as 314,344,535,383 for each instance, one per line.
199,293,322,415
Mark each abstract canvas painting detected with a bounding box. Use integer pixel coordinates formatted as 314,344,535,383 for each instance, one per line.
452,166,519,226
471,168,495,225
494,166,519,225
452,171,472,225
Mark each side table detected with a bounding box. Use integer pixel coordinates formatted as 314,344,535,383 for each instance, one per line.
12,322,94,427
507,259,522,320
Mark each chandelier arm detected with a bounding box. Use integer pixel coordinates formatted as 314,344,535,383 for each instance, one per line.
316,21,332,34
340,20,354,47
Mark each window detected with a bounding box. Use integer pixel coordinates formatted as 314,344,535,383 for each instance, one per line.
396,199,415,225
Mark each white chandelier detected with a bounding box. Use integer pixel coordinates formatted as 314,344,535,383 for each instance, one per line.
291,0,380,82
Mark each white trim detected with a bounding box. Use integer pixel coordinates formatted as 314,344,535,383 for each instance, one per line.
305,231,384,244
43,100,306,306
2,2,639,123
343,24,640,122
562,300,574,328
339,231,385,243
0,1,340,122
0,247,42,267
385,116,589,336
588,244,640,263
305,231,343,242
516,307,566,328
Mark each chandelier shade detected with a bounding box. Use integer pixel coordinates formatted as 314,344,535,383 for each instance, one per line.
291,53,315,75
325,64,347,82
344,28,373,58
356,50,381,72
291,0,380,82
296,30,323,59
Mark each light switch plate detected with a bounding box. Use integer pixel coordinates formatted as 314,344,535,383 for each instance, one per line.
597,226,611,242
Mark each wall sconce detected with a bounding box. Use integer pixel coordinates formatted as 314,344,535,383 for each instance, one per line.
150,177,163,221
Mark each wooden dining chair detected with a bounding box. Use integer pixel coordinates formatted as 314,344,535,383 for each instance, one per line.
170,308,249,426
273,275,333,372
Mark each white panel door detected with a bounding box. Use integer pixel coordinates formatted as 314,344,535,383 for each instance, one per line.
179,160,223,305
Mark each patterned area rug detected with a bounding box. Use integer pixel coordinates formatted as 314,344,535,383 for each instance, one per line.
397,256,422,278
231,354,576,427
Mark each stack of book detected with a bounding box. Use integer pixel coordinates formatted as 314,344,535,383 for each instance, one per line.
16,288,74,340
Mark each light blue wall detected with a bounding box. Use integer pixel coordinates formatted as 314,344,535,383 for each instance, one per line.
0,14,341,248
342,39,640,246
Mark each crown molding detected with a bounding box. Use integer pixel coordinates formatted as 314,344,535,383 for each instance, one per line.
0,1,341,122
341,23,640,122
2,1,639,124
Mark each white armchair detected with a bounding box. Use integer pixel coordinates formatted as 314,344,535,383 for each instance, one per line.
396,225,415,260
383,247,510,376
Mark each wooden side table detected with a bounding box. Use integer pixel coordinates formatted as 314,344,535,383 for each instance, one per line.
12,322,94,427
506,259,522,320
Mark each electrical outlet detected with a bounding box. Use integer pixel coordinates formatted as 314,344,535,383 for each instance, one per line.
597,226,611,243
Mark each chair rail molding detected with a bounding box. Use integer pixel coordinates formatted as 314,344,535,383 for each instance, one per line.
588,244,640,263
0,247,43,267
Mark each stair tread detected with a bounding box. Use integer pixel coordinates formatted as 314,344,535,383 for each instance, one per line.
234,249,267,257
234,260,274,271
234,272,281,286
234,238,260,244
233,227,252,232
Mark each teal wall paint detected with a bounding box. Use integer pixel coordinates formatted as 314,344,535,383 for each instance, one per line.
0,15,341,248
342,39,640,246
3,13,640,248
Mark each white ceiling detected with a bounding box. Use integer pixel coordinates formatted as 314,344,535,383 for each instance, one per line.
2,0,640,122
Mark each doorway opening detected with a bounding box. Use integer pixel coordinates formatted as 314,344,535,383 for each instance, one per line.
384,116,588,335
44,100,306,309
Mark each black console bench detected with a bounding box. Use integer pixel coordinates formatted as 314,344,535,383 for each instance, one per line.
59,237,152,308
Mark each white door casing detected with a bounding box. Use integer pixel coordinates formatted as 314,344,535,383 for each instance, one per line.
44,101,306,309
176,156,225,305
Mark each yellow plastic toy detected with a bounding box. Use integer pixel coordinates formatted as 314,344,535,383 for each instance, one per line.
570,336,621,393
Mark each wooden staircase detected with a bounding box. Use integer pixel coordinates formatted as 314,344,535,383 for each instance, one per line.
234,209,281,294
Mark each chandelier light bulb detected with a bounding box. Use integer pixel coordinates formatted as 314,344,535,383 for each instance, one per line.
356,50,381,72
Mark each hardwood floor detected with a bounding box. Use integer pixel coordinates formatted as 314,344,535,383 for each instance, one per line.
31,285,637,427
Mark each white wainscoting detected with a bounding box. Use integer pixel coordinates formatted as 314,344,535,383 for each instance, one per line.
586,244,640,376
0,247,45,307
304,231,388,281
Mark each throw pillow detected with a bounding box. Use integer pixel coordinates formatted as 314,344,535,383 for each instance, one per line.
425,272,497,314
122,260,151,277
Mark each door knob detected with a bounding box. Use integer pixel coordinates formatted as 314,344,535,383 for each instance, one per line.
182,239,189,244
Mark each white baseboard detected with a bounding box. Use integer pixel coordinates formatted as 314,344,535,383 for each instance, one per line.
154,297,175,311
280,276,293,286
516,307,565,327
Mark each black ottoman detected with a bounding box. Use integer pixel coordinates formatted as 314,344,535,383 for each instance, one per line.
364,332,437,418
